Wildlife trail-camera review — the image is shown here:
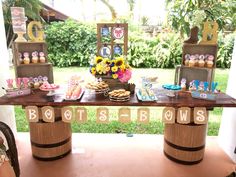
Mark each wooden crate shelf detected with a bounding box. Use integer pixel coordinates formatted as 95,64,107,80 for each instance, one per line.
175,43,218,89
12,42,54,83
182,43,218,68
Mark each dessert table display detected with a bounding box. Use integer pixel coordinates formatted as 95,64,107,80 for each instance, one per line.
2,13,236,165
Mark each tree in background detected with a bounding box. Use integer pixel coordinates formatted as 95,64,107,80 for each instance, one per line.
3,0,42,48
127,0,136,19
165,0,236,37
100,0,117,20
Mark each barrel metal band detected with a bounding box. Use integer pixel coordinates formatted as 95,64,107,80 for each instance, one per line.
164,138,205,151
31,137,71,148
164,151,203,165
33,150,71,161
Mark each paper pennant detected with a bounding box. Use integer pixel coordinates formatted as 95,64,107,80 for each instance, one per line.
118,107,131,123
137,108,149,124
41,106,55,122
162,107,175,124
75,107,87,123
194,107,208,124
25,106,39,122
61,107,74,123
97,107,109,123
177,107,191,124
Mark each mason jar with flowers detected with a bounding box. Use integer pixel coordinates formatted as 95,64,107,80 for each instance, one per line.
90,56,132,89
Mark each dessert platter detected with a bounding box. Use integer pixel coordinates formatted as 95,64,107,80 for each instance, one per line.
136,88,157,101
39,82,60,96
108,89,130,102
65,85,84,100
136,76,158,101
64,75,84,100
86,81,110,96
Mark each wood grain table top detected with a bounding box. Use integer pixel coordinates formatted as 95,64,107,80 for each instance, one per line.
0,90,236,108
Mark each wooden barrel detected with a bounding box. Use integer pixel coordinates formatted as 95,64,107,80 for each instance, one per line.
164,123,207,165
29,108,72,161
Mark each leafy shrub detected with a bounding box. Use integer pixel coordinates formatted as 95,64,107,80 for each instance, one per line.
128,32,182,68
45,20,97,67
217,33,235,68
45,20,234,69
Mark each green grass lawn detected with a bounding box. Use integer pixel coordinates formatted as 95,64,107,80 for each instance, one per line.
13,67,229,135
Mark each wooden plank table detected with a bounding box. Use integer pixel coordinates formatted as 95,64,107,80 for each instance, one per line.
0,90,236,108
1,90,236,164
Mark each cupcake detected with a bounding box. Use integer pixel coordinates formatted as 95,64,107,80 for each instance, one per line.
18,52,23,64
184,54,190,66
189,55,196,67
198,55,205,67
32,51,39,64
184,59,189,66
23,52,30,64
207,55,214,68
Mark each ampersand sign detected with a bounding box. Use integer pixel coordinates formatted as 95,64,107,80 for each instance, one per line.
199,21,218,45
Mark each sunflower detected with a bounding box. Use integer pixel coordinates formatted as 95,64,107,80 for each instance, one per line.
120,64,126,71
105,66,110,72
103,58,111,65
90,67,96,75
95,56,103,64
114,57,124,67
111,66,118,72
96,62,107,75
112,74,118,79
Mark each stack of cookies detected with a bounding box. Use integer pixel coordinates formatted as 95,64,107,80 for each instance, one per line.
108,89,130,102
86,81,109,92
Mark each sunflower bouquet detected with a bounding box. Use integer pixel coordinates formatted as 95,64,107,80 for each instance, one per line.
90,56,132,83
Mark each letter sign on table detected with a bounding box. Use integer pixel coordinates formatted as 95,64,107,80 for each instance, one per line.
194,107,208,124
137,108,149,124
162,107,175,124
61,107,74,123
41,106,54,122
118,108,131,123
97,107,109,123
199,21,218,45
25,106,39,122
75,107,87,123
27,21,44,42
177,107,191,124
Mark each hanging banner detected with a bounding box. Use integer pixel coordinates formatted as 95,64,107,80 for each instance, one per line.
41,106,55,122
25,106,39,122
137,108,149,124
97,107,109,123
177,107,191,124
24,106,208,125
61,107,74,123
194,107,208,124
118,107,131,123
162,107,175,124
75,107,87,123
